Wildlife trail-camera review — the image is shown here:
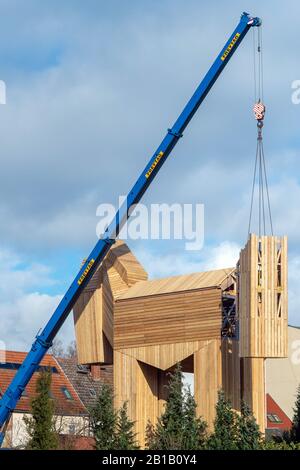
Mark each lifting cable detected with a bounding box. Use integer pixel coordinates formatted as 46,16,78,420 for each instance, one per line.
248,25,273,237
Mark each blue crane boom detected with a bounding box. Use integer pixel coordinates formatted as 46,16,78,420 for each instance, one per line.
0,12,261,445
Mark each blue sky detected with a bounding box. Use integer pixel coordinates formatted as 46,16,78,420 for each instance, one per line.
0,0,299,350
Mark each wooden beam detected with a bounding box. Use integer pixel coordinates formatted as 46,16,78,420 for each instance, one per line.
114,350,168,448
194,339,222,431
117,340,206,371
221,338,241,412
241,357,266,433
238,234,288,358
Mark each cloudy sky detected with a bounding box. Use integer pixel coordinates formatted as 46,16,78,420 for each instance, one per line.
0,0,299,351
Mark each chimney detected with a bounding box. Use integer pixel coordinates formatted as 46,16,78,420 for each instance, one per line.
91,364,101,381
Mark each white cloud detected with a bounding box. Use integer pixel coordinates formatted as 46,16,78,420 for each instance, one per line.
0,0,299,254
0,248,74,351
134,238,299,326
135,240,240,279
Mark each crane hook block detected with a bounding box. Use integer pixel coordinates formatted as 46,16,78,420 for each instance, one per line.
253,101,265,121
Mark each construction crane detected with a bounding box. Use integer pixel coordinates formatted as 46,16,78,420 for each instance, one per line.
0,12,261,446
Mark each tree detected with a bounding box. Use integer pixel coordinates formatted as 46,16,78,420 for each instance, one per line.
66,340,77,359
207,390,238,450
182,387,207,450
115,402,139,450
89,384,117,450
51,338,65,358
236,400,262,450
24,369,58,450
145,420,156,450
51,339,77,358
262,439,300,450
147,364,185,449
291,384,300,443
146,364,207,450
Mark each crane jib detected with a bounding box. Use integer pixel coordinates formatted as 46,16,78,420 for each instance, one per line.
221,33,241,61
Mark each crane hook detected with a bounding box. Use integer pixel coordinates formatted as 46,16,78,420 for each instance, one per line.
253,101,265,122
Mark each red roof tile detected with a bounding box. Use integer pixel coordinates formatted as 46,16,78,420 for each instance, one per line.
266,393,292,430
0,351,86,416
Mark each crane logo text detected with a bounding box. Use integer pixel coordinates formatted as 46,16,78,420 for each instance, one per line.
145,151,164,179
221,33,240,61
78,259,95,285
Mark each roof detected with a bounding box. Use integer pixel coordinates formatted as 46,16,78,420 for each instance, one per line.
266,393,292,430
57,357,113,409
0,351,86,416
118,267,235,300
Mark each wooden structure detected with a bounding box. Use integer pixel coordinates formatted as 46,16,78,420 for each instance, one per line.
73,235,288,445
73,241,147,364
237,234,288,431
114,268,235,444
238,234,288,358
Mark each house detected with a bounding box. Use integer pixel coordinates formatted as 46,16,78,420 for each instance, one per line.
57,356,113,410
266,325,300,425
0,351,87,448
266,393,292,437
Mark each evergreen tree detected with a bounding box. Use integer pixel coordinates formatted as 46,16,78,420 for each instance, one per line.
236,400,262,450
146,364,207,450
182,387,207,449
24,369,58,450
157,363,185,449
89,384,117,450
291,384,300,443
207,390,238,450
145,420,156,450
115,402,139,450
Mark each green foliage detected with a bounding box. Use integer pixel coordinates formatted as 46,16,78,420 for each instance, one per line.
182,387,207,450
145,420,156,449
291,384,300,443
89,374,300,451
207,392,262,450
89,383,117,450
89,386,138,450
262,439,300,450
207,390,238,450
115,402,139,450
236,400,262,450
24,369,58,450
146,364,207,450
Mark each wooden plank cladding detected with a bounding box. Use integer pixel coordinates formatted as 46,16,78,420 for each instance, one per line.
114,341,222,444
114,350,169,448
114,287,223,349
73,240,147,364
194,339,222,430
238,234,288,358
221,338,241,412
241,357,266,433
119,267,235,299
118,340,206,371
